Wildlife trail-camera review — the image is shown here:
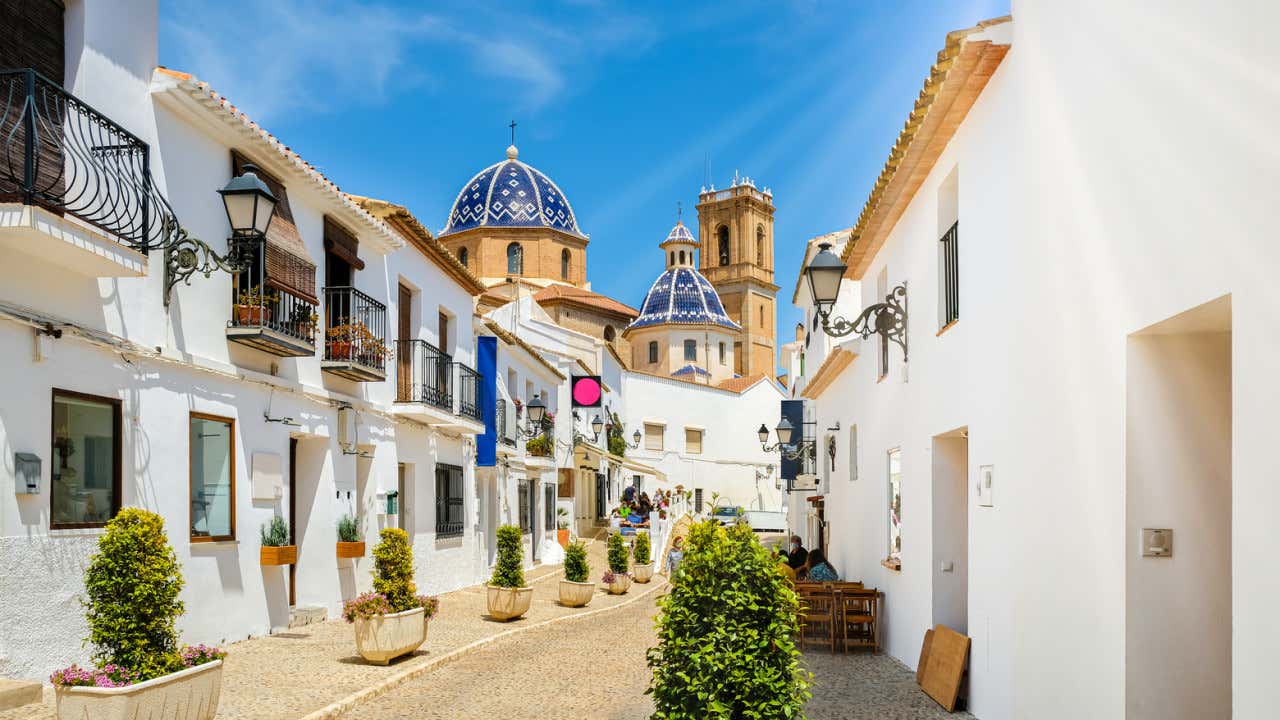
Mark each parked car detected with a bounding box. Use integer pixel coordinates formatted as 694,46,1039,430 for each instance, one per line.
709,505,744,526
742,510,787,533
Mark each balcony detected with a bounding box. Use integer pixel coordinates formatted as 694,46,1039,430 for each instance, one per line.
393,339,483,434
455,362,482,422
0,69,158,276
225,239,316,357
321,286,388,381
496,399,516,447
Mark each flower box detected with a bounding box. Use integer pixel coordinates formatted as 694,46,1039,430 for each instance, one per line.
260,545,297,566
352,606,426,666
607,574,633,595
558,580,595,608
336,541,366,559
486,585,533,621
633,563,655,583
54,660,222,720
557,529,570,548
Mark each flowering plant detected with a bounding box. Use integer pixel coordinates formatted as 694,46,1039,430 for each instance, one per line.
342,592,440,623
50,663,139,689
601,570,630,584
179,644,226,668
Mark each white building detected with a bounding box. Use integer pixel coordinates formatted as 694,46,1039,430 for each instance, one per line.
790,6,1280,719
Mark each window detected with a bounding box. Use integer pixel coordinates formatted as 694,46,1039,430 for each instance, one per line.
561,249,571,280
458,247,468,267
939,220,959,327
759,304,765,328
51,390,121,529
518,479,530,533
718,342,726,365
887,449,902,564
435,463,464,538
717,226,730,265
669,251,674,266
694,487,703,513
683,339,697,362
648,341,659,364
756,225,765,265
438,310,450,354
848,425,858,482
604,325,616,343
506,242,523,274
190,413,234,541
544,483,556,531
679,250,685,265
684,428,703,455
644,423,664,452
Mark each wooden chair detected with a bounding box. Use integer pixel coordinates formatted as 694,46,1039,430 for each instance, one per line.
799,588,837,652
838,588,879,653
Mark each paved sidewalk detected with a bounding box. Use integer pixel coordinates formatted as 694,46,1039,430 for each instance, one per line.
0,538,666,720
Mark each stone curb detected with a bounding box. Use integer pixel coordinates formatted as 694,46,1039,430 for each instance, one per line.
297,577,668,720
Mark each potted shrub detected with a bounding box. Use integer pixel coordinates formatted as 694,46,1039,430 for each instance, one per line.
632,531,655,583
647,521,810,716
556,507,571,548
558,540,595,607
51,508,226,720
336,513,365,559
603,531,632,595
259,515,296,566
486,524,533,620
233,285,278,325
343,528,439,665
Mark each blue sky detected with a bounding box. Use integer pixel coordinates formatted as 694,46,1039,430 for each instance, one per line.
160,0,1008,354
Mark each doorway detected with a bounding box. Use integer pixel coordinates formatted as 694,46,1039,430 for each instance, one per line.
1125,296,1231,719
288,438,297,607
529,479,539,562
931,428,968,634
397,284,412,400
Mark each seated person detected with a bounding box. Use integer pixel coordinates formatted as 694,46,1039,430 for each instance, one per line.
802,548,839,582
627,512,650,528
786,535,809,570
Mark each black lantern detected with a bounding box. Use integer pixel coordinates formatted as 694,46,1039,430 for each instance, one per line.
218,163,277,237
591,415,604,439
632,428,642,446
526,394,547,425
774,417,795,446
805,242,846,316
757,424,770,444
758,417,815,462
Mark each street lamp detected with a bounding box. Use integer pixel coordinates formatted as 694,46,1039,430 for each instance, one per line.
591,414,604,441
518,394,548,439
218,163,277,237
631,428,642,448
758,418,815,462
805,242,909,362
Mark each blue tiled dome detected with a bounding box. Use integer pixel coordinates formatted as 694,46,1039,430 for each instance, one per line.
628,266,741,331
440,145,582,238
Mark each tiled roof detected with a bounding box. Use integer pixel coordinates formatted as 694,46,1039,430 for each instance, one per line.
352,196,486,296
533,284,638,319
480,319,566,381
716,373,770,393
671,364,710,378
627,267,740,332
150,67,404,254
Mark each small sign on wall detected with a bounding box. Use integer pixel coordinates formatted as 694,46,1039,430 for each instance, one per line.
1141,528,1173,557
251,452,283,501
976,464,994,507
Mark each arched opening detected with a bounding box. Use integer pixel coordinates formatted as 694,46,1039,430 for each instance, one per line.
683,339,697,362
507,242,523,274
669,251,674,267
648,341,658,364
604,325,616,343
561,249,571,280
679,250,686,265
717,226,730,266
458,247,469,267
756,225,765,266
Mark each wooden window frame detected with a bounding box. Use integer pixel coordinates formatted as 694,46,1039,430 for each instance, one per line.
50,389,122,530
684,428,703,455
648,341,659,364
683,339,697,362
189,412,236,543
644,423,665,452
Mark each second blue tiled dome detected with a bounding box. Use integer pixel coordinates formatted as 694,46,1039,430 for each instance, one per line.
628,266,740,331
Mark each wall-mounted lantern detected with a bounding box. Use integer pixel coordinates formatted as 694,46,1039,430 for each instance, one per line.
805,242,909,363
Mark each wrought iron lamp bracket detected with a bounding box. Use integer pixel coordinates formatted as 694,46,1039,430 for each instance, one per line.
163,230,253,307
761,440,817,462
818,282,909,361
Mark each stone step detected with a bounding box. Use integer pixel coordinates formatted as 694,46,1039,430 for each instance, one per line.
0,678,42,712
288,604,328,629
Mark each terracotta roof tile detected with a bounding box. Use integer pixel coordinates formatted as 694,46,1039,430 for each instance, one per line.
533,284,638,319
716,373,770,393
352,196,485,295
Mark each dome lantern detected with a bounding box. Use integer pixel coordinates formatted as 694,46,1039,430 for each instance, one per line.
440,146,583,238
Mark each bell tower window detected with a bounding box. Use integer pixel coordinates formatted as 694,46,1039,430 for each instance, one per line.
507,242,523,275
756,225,765,266
717,226,730,266
561,249,571,280
458,247,468,267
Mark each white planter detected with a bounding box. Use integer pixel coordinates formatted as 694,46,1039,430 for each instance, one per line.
607,573,633,595
633,563,655,583
54,659,222,720
558,579,596,607
486,585,534,621
353,606,427,665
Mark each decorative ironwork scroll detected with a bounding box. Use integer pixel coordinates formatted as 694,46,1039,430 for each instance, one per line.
820,283,909,362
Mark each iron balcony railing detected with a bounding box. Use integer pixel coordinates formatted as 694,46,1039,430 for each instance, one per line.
396,339,452,410
0,68,174,251
455,362,481,422
229,238,316,347
496,399,516,446
939,220,959,327
324,286,388,372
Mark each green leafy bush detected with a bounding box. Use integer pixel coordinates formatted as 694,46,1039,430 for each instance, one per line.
337,514,361,543
607,531,629,574
82,508,185,680
525,433,552,457
260,514,289,547
647,520,810,719
372,527,418,612
633,531,652,565
564,540,590,583
490,524,525,588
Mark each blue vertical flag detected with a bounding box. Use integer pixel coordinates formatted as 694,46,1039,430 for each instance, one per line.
477,335,497,467
778,399,804,482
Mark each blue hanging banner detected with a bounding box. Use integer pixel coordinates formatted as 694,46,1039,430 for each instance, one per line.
477,335,497,467
778,399,804,482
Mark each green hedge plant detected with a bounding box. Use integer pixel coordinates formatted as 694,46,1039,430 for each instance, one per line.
647,520,811,719
564,540,590,583
372,527,417,612
490,524,525,588
607,531,629,574
633,531,652,566
82,508,185,680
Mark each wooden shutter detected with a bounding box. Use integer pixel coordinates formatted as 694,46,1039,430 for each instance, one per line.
0,2,64,82
231,152,317,303
684,428,702,455
644,423,664,452
323,217,364,271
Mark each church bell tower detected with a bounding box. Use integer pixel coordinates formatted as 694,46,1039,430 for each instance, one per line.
696,175,779,378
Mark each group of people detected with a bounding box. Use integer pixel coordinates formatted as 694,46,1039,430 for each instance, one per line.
780,535,839,582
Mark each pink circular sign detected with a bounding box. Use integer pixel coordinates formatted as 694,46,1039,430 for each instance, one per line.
572,376,602,406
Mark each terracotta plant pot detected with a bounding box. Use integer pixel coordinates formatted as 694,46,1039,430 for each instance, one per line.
55,660,222,720
486,584,533,621
260,545,297,566
235,305,265,326
607,574,633,595
557,529,570,548
558,580,595,608
336,541,366,559
633,563,655,583
352,606,427,665
328,341,352,360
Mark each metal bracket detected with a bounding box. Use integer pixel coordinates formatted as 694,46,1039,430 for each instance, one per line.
819,282,909,361
163,232,252,308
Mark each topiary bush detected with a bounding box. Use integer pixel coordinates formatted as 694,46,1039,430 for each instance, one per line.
647,520,811,719
634,531,652,566
607,531,629,574
564,540,590,583
372,527,417,612
82,508,184,680
490,524,525,588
